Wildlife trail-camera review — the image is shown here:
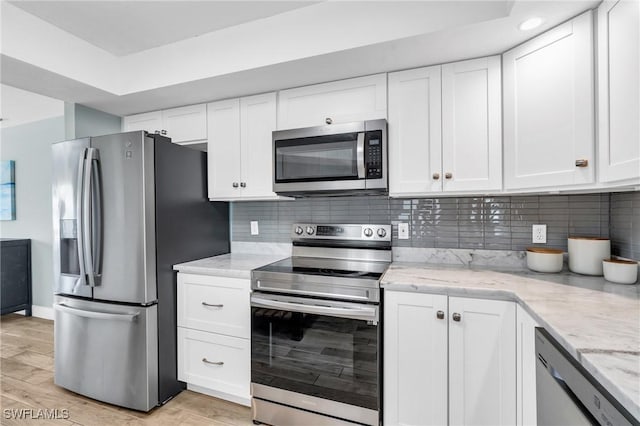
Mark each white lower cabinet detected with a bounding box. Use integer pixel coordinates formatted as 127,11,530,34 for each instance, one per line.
177,273,250,406
384,291,517,426
516,305,538,426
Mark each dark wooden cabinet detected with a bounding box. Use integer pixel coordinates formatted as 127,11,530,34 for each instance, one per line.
1,239,32,316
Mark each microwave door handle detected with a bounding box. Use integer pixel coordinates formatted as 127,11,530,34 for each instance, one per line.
356,132,366,179
75,149,87,286
251,296,377,322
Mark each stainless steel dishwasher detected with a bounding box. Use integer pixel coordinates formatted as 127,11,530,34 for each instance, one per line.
535,327,639,426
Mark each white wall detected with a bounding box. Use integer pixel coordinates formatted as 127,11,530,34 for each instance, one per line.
0,85,65,313
0,85,122,316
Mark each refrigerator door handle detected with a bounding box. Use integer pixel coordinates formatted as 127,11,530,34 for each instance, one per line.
83,148,99,287
55,303,139,322
75,149,88,287
90,153,103,283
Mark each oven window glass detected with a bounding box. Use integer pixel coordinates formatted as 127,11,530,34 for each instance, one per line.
251,307,378,410
275,135,358,182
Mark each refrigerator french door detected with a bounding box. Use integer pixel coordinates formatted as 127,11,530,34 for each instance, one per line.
52,131,229,411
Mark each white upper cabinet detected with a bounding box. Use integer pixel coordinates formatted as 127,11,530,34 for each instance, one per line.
449,296,516,426
503,11,595,190
123,111,163,134
207,98,242,199
597,0,640,184
123,104,207,145
277,74,387,129
239,93,278,199
442,56,502,192
388,66,443,195
208,93,279,201
388,56,501,196
161,104,207,144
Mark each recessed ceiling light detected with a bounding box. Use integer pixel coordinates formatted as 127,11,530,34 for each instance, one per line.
519,17,543,31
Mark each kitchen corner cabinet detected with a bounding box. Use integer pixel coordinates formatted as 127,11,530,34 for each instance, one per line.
597,0,640,184
503,11,595,190
177,272,250,406
277,74,387,129
123,104,207,145
207,92,280,201
516,305,538,426
388,56,501,196
384,291,516,426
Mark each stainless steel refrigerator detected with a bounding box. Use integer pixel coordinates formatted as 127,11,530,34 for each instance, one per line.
51,131,229,411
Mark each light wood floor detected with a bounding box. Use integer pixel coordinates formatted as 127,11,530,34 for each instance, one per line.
0,314,253,425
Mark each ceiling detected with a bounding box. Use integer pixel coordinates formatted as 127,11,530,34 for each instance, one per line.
9,1,320,56
1,1,600,117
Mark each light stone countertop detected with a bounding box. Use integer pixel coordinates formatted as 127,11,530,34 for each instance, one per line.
173,253,286,279
381,263,640,421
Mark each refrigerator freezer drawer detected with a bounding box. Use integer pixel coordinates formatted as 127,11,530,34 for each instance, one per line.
53,296,158,411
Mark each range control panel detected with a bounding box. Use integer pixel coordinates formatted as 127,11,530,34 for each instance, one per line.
291,223,391,242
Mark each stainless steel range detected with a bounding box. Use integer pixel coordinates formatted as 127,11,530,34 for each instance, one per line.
250,223,391,426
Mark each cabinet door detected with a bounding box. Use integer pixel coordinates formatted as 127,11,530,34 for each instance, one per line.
449,297,516,426
162,104,207,144
384,291,448,426
122,111,162,134
177,327,250,402
388,66,442,195
598,0,640,183
277,74,387,129
516,305,538,426
503,11,594,190
442,56,502,192
177,273,250,339
240,93,278,198
207,99,241,199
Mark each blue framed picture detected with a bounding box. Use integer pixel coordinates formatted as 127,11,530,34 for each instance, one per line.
0,160,16,221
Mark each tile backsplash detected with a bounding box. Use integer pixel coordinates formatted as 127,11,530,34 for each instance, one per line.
232,191,639,258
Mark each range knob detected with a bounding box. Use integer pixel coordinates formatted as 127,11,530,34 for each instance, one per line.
363,228,373,237
294,226,304,235
306,226,315,235
377,228,387,238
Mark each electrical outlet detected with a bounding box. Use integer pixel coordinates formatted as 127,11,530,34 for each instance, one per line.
398,223,409,240
532,224,547,244
250,221,259,235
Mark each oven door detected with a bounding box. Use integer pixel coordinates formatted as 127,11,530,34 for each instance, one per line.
250,293,380,424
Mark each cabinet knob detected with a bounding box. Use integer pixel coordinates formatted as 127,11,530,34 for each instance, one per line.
232,182,239,188
325,117,333,125
436,310,445,320
452,312,461,322
240,182,247,188
575,159,589,167
445,172,453,179
161,129,167,135
433,173,440,180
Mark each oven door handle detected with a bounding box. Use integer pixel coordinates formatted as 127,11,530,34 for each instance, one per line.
251,295,378,322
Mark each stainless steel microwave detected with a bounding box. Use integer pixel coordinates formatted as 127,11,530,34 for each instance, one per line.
273,119,387,197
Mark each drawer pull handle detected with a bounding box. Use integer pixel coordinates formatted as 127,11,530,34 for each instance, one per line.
202,302,223,308
202,358,224,366
575,159,589,167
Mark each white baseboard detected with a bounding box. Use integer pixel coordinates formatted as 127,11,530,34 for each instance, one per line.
186,383,250,407
13,305,54,320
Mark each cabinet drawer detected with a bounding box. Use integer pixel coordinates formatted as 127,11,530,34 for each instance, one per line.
177,273,250,338
178,328,249,399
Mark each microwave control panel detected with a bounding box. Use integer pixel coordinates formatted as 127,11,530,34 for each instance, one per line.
365,130,383,179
